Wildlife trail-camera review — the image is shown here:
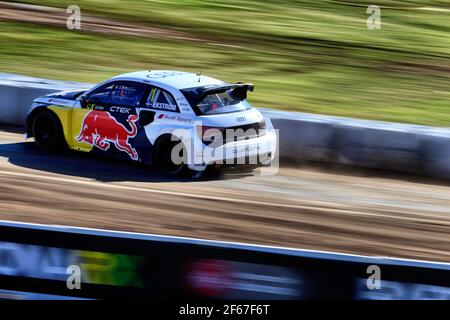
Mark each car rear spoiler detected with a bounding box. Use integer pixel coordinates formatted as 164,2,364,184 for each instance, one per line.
197,83,254,105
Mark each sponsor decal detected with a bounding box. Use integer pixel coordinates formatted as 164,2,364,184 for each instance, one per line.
159,114,192,123
0,242,144,287
185,259,302,299
47,98,71,105
110,106,130,114
355,278,450,300
231,144,258,154
146,71,184,79
77,110,139,160
148,102,178,111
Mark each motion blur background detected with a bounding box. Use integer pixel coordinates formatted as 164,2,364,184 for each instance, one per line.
0,1,449,266
1,0,449,126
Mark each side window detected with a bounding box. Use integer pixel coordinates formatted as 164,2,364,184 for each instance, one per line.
145,87,179,112
86,83,115,104
106,82,146,107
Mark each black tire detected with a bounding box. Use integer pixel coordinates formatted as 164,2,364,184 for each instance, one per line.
153,136,188,175
235,164,259,173
32,110,66,151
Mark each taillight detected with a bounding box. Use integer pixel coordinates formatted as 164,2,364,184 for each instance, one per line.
196,125,225,145
259,119,267,129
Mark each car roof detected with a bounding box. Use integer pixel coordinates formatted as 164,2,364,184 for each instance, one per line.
110,70,226,90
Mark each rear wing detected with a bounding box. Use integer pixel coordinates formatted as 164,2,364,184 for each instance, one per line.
201,83,254,98
182,83,254,107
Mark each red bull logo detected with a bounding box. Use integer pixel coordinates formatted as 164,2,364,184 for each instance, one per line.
77,110,139,160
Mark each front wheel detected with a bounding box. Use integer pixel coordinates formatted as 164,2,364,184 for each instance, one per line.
32,110,66,151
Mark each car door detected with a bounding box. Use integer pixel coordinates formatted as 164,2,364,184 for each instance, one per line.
74,81,147,161
71,82,115,152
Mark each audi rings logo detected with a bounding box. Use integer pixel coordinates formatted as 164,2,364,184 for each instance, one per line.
236,116,247,122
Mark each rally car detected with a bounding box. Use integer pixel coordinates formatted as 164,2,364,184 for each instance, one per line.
26,70,277,176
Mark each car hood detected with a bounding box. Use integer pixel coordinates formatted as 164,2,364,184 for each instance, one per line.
45,89,87,100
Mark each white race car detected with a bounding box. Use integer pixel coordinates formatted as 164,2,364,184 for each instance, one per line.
26,70,277,176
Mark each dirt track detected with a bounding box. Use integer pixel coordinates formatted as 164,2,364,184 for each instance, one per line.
0,127,449,262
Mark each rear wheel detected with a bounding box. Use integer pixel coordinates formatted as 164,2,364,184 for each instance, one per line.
154,136,188,175
32,110,66,151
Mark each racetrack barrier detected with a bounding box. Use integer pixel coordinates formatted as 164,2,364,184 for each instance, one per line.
0,220,449,300
0,73,92,126
263,109,450,178
1,73,450,179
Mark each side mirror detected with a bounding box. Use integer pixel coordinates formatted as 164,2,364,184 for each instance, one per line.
79,96,88,108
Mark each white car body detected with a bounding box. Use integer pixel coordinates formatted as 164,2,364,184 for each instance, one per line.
27,70,277,173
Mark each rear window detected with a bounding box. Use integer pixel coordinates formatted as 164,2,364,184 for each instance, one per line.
197,89,251,115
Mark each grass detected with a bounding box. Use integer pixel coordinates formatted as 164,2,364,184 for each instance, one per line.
1,0,450,126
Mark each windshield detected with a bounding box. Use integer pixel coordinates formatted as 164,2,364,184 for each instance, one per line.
197,89,251,115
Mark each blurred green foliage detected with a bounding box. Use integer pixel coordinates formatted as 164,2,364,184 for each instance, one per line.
2,0,450,125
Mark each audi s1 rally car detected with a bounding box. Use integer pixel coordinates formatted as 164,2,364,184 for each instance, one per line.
26,70,277,176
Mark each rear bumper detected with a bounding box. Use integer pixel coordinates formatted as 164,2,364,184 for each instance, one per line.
187,128,277,171
214,152,273,169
